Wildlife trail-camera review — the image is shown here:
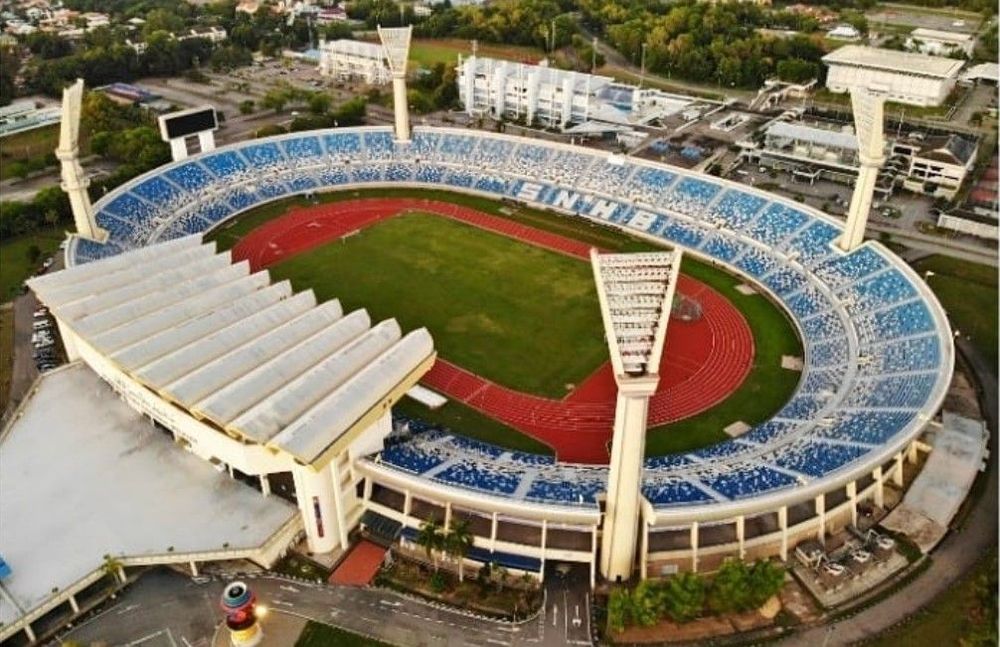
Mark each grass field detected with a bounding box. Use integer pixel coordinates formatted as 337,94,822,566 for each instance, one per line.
209,187,802,456
0,305,14,414
270,212,607,398
394,397,552,454
295,620,391,647
913,255,998,368
0,227,65,302
0,125,60,181
408,38,544,69
865,549,997,647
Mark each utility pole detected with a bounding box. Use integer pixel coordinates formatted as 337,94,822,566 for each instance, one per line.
640,42,647,89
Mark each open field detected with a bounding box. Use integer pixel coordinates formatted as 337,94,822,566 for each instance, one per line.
865,549,997,647
913,255,998,367
0,227,64,302
0,125,61,181
0,305,13,414
211,187,801,456
269,212,607,398
408,38,544,69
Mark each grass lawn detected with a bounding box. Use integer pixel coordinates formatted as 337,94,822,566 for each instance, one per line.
864,549,997,647
0,305,13,414
0,125,60,181
394,397,552,454
408,38,544,69
269,212,607,398
0,227,65,302
295,620,391,647
212,187,802,456
913,255,998,368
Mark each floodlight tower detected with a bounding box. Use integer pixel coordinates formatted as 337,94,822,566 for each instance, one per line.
56,79,106,242
377,25,413,142
592,249,682,582
840,88,887,252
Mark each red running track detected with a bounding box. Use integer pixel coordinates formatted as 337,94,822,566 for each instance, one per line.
232,198,754,464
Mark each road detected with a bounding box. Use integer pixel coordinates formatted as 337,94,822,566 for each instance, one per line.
781,337,998,646
62,567,594,647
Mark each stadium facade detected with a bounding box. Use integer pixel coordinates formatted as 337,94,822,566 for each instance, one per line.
45,125,953,587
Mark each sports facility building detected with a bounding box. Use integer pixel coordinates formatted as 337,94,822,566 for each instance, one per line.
22,122,949,590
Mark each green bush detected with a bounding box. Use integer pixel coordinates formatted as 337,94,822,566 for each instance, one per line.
429,571,447,593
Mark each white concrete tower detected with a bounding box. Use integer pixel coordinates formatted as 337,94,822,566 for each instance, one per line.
377,25,413,142
56,79,106,242
592,249,682,582
839,88,886,252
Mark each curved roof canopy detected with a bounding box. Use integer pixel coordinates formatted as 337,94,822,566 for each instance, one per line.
29,235,436,467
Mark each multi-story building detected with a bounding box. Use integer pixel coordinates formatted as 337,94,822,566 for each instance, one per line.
892,133,978,200
318,39,390,85
905,28,975,58
457,56,614,129
823,45,964,107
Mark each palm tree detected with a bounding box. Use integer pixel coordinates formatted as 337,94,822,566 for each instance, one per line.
445,519,474,583
417,518,444,572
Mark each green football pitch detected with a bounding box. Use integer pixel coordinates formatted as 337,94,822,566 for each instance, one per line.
212,188,802,456
268,212,608,399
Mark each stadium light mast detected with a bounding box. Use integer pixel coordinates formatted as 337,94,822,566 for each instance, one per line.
591,249,682,582
840,87,886,252
378,25,413,142
56,79,106,242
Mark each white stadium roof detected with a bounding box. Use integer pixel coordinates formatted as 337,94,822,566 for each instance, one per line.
822,45,964,79
28,235,435,467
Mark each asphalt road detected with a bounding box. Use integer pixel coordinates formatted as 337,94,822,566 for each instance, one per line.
61,567,593,647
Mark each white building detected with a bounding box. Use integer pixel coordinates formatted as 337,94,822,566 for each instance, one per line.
827,24,861,41
318,39,391,85
892,133,978,200
823,45,964,106
457,56,614,129
905,28,975,58
0,100,61,137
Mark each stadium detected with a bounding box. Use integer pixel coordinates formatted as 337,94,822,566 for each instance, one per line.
24,116,952,592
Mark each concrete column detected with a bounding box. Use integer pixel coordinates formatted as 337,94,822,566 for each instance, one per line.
873,466,885,508
260,474,271,497
815,494,826,544
690,522,699,573
392,75,410,142
329,459,351,550
363,477,373,502
56,320,81,362
847,481,858,527
190,561,199,577
590,527,598,589
68,594,80,613
892,453,905,487
839,88,885,252
539,520,548,583
490,512,498,552
736,515,745,560
23,625,36,644
403,489,412,516
293,463,338,554
908,441,920,464
600,384,655,582
778,506,788,561
640,522,649,580
444,502,452,532
839,158,880,251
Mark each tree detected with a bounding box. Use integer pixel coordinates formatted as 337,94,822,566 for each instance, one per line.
239,100,255,115
776,58,818,83
308,92,332,115
707,559,750,614
444,519,474,582
744,560,785,609
417,518,444,571
261,88,289,114
661,572,704,623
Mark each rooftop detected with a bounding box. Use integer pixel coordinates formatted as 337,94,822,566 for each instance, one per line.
28,236,435,467
0,364,297,626
822,45,964,79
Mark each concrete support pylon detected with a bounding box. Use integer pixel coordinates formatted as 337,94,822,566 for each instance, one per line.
600,381,657,582
377,25,413,143
838,88,886,252
56,79,106,242
293,463,338,554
